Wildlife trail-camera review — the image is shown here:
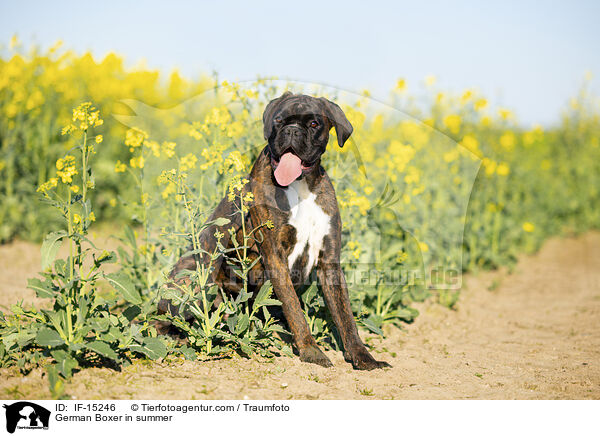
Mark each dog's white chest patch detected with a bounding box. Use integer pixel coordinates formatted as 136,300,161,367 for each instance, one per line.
284,179,331,278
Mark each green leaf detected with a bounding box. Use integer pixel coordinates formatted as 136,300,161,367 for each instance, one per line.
27,278,56,299
208,217,231,227
123,305,141,322
86,340,118,361
180,345,197,361
393,308,418,321
40,231,67,270
301,283,319,306
235,314,250,335
279,344,294,358
124,225,137,249
51,350,78,379
239,341,252,357
104,272,142,304
360,317,384,336
95,250,117,265
254,281,272,304
258,298,281,307
46,364,65,399
131,337,167,360
15,331,36,348
35,328,64,347
226,315,237,333
42,310,67,338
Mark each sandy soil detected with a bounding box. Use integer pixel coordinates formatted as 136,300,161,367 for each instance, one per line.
1,232,599,400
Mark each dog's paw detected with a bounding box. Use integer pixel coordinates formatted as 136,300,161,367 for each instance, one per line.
346,348,392,371
299,346,333,368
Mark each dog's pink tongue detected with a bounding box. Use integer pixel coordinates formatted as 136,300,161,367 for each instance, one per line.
274,152,302,186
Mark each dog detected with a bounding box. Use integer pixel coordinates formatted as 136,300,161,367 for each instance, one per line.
158,92,390,370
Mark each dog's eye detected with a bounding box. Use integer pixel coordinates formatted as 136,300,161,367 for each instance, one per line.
309,120,319,128
274,116,283,124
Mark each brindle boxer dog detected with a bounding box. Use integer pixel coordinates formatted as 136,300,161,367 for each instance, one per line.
158,92,390,370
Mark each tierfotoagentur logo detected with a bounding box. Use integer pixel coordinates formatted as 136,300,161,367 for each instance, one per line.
2,402,51,433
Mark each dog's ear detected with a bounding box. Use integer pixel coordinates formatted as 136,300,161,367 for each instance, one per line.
263,91,293,140
319,97,353,147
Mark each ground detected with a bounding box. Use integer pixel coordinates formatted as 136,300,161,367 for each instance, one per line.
1,232,599,399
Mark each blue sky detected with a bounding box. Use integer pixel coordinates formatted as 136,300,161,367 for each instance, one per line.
1,0,599,125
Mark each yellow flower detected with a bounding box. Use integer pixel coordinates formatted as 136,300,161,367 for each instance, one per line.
70,185,80,193
418,242,429,252
460,90,473,104
443,148,460,163
395,78,407,92
474,98,488,111
180,153,198,172
73,214,82,224
244,89,259,99
89,212,96,222
226,121,244,138
95,135,103,144
349,195,370,216
224,150,246,173
144,140,161,157
243,192,254,203
482,158,497,176
162,141,177,158
227,176,249,201
460,134,480,155
124,128,148,148
443,114,462,135
498,108,513,120
387,141,415,172
161,182,176,199
499,132,516,151
61,124,75,135
496,163,510,176
9,35,18,50
114,160,127,173
109,198,117,207
37,177,58,194
522,222,535,233
396,250,408,264
56,155,77,184
130,155,145,169
404,166,420,184
71,102,103,130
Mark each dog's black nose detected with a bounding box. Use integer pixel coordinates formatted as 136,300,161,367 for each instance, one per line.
283,127,299,137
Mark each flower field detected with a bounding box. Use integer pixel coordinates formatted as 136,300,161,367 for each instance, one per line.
1,42,599,397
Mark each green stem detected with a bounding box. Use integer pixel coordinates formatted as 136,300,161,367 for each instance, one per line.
66,189,74,344
67,189,73,282
82,130,87,206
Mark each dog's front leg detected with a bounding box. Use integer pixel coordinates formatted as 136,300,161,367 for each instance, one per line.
318,236,391,370
250,204,332,367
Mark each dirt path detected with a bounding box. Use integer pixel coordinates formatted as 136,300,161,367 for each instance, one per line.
1,232,599,399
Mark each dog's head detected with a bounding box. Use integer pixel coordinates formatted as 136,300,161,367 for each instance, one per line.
262,92,353,186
